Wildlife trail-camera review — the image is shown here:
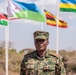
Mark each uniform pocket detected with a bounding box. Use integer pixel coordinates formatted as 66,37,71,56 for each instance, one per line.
25,61,35,75
43,65,55,72
26,62,35,70
25,59,35,69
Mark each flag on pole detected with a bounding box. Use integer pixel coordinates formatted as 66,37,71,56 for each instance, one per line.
60,0,76,13
44,9,68,28
0,13,8,26
8,0,45,22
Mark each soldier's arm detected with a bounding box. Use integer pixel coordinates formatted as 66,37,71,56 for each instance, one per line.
59,57,66,75
20,57,26,75
49,51,66,75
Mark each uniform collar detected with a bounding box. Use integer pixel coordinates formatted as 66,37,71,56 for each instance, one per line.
34,50,51,60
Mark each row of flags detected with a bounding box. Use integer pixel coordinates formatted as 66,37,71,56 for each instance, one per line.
1,0,75,28
0,9,68,28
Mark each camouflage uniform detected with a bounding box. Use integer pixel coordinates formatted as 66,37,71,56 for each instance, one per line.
20,50,66,75
20,30,66,75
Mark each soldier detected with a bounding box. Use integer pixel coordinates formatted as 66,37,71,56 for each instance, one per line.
20,30,66,75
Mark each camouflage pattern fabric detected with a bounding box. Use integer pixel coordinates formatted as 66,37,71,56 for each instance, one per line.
20,50,66,75
33,30,49,40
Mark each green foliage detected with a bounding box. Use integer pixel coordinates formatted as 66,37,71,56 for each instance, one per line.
0,49,5,58
9,49,17,53
19,50,25,54
9,50,22,72
0,46,5,73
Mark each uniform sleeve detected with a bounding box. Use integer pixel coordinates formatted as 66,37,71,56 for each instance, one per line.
20,57,26,75
59,57,66,75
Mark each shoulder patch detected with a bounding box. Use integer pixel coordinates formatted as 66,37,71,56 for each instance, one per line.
24,51,36,58
50,52,59,58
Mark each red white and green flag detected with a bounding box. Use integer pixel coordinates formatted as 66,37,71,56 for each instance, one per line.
0,13,8,26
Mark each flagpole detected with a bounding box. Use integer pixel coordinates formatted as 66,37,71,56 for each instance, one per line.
5,24,9,75
41,0,45,31
5,0,9,75
41,7,44,30
56,0,60,54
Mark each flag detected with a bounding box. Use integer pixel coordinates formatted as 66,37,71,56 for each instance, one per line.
8,0,45,22
0,13,8,26
44,9,68,28
60,0,76,12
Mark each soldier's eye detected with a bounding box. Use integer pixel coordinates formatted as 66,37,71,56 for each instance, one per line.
35,39,45,43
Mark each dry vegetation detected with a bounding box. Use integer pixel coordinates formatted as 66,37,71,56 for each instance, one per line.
0,41,76,75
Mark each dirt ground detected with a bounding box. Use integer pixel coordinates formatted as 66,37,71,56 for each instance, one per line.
0,70,76,75
8,71,19,75
8,71,76,75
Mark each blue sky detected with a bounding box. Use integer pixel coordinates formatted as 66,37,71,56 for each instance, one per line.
0,0,76,52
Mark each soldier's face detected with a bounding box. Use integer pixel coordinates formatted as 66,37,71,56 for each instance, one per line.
34,39,49,51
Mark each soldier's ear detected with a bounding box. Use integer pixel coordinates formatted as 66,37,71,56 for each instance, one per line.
47,39,49,45
48,41,49,45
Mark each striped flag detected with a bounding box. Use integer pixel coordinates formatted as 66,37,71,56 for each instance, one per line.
60,0,76,13
0,13,8,26
44,9,68,28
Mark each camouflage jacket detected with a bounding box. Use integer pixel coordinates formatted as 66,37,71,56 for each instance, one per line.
20,50,66,75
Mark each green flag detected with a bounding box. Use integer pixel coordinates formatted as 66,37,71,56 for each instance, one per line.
0,13,8,26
